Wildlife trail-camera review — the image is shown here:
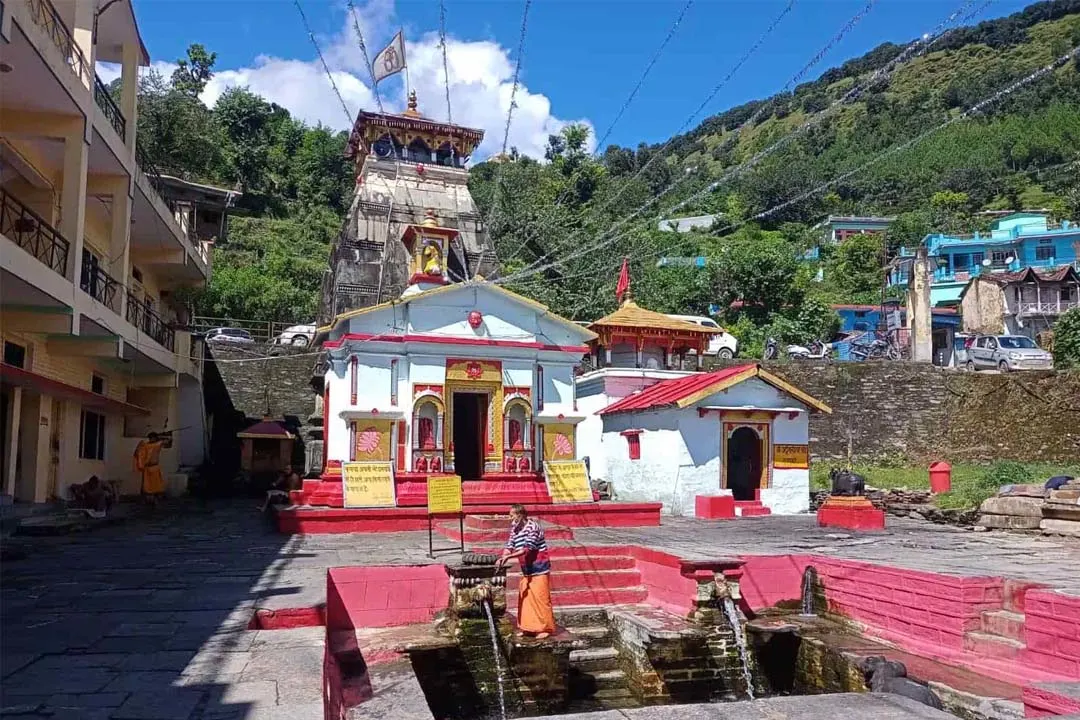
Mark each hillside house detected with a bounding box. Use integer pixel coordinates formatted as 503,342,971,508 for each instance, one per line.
959,266,1080,340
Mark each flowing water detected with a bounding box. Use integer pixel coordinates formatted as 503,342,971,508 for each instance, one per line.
722,596,755,700
801,566,818,617
482,598,508,720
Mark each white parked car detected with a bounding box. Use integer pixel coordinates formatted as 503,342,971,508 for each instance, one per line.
665,315,739,358
206,327,255,345
274,323,316,347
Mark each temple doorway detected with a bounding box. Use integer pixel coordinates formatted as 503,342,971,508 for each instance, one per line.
726,426,762,501
452,392,487,481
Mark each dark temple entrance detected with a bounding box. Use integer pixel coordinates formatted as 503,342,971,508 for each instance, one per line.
727,426,762,501
452,392,487,481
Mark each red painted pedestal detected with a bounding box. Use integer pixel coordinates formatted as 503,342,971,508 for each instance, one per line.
695,494,735,519
817,495,885,531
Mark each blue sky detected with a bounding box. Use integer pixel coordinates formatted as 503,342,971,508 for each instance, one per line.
126,0,1034,157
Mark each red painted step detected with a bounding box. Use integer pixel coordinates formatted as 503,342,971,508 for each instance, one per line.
507,585,648,607
437,522,576,543
734,501,771,517
506,569,642,590
981,610,1025,642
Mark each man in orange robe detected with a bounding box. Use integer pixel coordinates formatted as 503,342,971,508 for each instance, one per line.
134,432,171,504
497,504,556,639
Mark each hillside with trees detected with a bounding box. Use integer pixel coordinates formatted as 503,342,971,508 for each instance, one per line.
138,2,1080,353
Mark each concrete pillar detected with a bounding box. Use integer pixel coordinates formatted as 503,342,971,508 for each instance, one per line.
60,128,89,284
909,247,933,363
4,387,22,497
26,396,53,503
72,1,94,91
120,42,139,151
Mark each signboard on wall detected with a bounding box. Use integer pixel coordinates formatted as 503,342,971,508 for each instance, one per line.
343,461,396,508
774,444,810,470
544,460,594,504
427,474,463,514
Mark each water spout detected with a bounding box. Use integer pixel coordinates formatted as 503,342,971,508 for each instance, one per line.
800,566,819,618
721,596,755,700
481,598,508,720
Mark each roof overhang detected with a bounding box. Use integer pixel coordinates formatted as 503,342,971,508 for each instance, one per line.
0,362,150,416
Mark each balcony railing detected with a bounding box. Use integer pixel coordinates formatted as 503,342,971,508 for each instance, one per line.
26,0,90,87
94,74,126,139
126,291,176,352
1018,300,1079,317
80,259,121,313
0,188,70,276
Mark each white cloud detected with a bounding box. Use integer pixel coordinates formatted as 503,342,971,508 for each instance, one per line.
127,0,590,160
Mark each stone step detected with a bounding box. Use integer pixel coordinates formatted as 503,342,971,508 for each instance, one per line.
555,606,611,627
569,646,620,673
569,668,630,693
506,569,642,590
565,625,612,647
508,585,648,608
963,631,1024,659
981,609,1025,642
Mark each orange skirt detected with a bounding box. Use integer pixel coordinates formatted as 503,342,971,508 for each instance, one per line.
142,466,165,495
517,573,557,634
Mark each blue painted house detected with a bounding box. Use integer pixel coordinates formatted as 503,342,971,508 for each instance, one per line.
890,213,1080,307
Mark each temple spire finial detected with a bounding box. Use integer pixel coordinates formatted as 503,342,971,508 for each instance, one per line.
403,89,421,117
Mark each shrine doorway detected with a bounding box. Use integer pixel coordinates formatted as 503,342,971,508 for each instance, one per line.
725,425,765,501
452,392,487,480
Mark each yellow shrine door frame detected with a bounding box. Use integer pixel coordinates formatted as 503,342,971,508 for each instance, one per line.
720,413,771,496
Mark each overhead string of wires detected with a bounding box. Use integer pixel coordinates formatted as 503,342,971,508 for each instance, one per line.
497,0,998,289
501,0,875,285
516,42,1080,305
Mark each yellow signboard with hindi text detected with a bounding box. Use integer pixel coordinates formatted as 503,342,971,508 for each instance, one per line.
343,461,396,508
774,444,810,470
544,460,595,504
427,475,463,515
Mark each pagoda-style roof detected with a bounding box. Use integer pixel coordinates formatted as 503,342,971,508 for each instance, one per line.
589,300,721,335
346,91,484,160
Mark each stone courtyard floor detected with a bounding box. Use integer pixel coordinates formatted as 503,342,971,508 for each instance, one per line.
2,501,1079,719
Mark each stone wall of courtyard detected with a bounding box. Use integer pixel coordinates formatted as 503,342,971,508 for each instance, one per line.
755,363,1080,464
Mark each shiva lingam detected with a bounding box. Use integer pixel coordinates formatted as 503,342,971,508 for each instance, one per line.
817,468,885,531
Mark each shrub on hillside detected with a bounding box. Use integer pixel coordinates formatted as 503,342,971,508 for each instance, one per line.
1053,307,1080,370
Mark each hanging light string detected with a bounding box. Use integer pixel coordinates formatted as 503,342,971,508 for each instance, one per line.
293,0,354,124
346,0,385,113
501,0,533,156
438,0,454,124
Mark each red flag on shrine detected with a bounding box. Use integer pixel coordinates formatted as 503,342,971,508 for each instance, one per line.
615,257,630,304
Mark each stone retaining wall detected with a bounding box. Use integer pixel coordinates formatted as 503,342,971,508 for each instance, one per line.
751,363,1080,464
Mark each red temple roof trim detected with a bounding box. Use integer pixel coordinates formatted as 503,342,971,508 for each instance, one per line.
599,363,832,416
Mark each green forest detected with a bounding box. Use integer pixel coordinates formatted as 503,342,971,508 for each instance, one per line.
136,1,1080,354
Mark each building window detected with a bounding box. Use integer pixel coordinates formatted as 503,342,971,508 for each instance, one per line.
952,253,970,270
971,252,984,268
79,410,106,460
991,251,1009,268
91,374,105,395
1063,285,1076,302
536,366,544,412
3,341,27,368
1035,246,1055,262
621,430,642,461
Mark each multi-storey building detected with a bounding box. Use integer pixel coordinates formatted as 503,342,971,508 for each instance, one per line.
890,213,1080,307
0,0,230,502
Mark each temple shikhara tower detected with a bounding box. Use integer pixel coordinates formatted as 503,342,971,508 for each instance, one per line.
317,91,499,324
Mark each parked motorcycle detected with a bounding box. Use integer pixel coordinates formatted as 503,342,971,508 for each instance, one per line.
763,336,832,361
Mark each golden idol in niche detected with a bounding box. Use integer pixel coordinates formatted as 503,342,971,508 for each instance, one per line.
421,240,444,276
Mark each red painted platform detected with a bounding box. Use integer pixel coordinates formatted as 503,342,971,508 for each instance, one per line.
276,501,662,534
695,494,735,519
817,495,885,530
294,476,581,508
735,500,772,517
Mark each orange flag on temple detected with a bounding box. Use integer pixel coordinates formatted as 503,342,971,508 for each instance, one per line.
615,258,630,304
